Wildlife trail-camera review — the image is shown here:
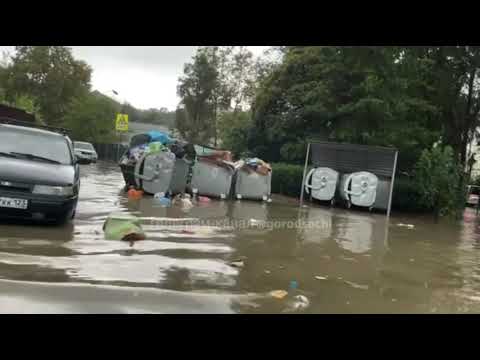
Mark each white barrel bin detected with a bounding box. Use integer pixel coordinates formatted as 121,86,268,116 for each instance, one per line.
340,171,378,209
305,167,339,203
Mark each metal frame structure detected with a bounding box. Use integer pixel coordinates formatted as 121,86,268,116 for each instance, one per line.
300,141,398,217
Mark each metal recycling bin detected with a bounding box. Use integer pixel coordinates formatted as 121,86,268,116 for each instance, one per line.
340,171,378,209
134,151,176,195
234,168,271,201
190,159,235,199
304,167,339,203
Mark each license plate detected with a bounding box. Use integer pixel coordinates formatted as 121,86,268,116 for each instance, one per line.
0,197,28,210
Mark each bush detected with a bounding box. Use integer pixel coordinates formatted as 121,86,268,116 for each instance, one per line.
414,145,466,219
271,163,305,198
391,176,429,213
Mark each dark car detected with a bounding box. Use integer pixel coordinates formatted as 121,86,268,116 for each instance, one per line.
0,121,80,224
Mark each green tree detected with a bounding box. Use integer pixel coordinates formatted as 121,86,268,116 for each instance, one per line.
414,46,480,166
183,46,257,146
176,51,217,144
415,145,467,220
2,46,92,125
217,110,252,157
63,92,117,143
249,46,442,166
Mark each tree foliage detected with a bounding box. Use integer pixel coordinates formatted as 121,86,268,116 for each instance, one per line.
247,46,480,172
217,110,252,157
2,46,92,125
176,51,217,144
414,145,467,220
63,92,118,143
176,46,257,145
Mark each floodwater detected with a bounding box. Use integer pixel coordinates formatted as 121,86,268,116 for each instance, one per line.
1,161,480,313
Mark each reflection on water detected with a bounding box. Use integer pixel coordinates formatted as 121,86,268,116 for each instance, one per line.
1,161,480,313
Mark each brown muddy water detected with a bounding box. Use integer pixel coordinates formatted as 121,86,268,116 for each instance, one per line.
1,161,480,313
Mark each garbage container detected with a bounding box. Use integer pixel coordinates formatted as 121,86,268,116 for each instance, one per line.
190,158,235,199
305,167,339,204
134,150,176,195
340,171,378,210
234,167,271,201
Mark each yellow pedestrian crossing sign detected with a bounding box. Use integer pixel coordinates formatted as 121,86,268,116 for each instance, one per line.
115,113,129,132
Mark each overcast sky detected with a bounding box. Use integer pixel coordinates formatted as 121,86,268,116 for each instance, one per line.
0,46,269,110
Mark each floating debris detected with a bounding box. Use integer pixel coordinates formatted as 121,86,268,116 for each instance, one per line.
292,295,310,310
397,223,415,229
289,280,298,290
344,280,369,290
103,213,146,243
270,290,288,299
264,270,271,275
315,276,328,280
229,260,245,268
340,256,358,262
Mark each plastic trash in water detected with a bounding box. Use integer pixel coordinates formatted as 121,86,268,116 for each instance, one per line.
229,260,245,268
289,280,298,290
397,223,415,229
315,276,328,280
293,295,310,310
181,194,193,209
153,192,171,207
270,290,288,299
103,213,146,243
198,195,211,203
127,188,143,200
282,295,311,313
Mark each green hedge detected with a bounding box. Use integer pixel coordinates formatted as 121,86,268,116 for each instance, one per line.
391,176,430,213
271,162,430,213
271,163,305,198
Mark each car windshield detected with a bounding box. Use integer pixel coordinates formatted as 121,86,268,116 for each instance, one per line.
0,126,72,165
74,142,94,150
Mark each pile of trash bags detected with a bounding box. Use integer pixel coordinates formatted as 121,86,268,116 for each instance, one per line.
241,158,272,176
120,131,194,168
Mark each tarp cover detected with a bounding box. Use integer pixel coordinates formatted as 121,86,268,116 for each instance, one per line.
147,130,173,145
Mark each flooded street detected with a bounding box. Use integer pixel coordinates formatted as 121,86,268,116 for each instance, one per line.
1,161,480,313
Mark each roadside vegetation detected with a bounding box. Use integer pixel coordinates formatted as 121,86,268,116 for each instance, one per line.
0,46,175,141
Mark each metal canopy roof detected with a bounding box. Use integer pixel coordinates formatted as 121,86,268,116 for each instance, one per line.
309,141,398,178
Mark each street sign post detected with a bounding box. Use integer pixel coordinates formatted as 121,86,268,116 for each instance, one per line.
115,113,129,161
116,113,129,132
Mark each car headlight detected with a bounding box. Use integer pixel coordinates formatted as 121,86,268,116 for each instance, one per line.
33,185,74,196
